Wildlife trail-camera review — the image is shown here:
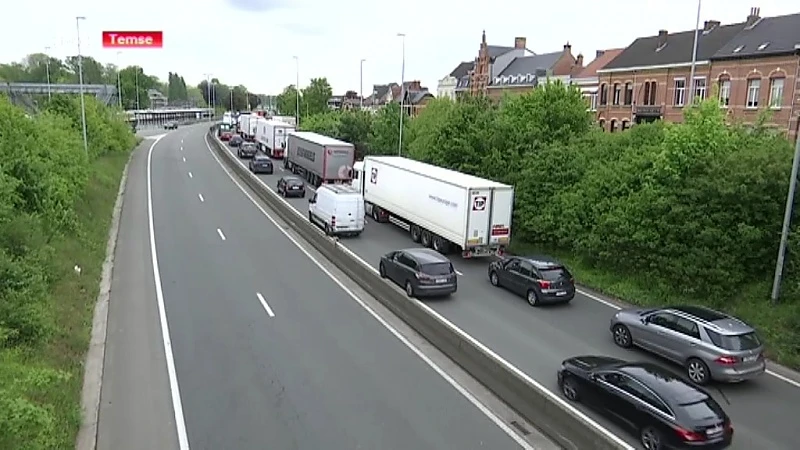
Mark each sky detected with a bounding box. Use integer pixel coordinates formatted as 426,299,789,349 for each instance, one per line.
2,1,798,96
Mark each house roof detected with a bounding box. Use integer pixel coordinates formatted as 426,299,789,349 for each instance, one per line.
577,48,624,78
449,61,473,78
406,91,433,104
712,13,800,60
487,45,515,61
497,51,561,77
602,22,745,70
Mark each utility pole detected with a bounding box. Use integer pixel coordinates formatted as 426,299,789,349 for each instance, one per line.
360,59,366,110
293,56,300,126
397,33,406,156
772,134,800,302
76,16,88,155
44,46,52,100
203,73,212,119
134,66,140,110
116,51,123,109
688,0,702,102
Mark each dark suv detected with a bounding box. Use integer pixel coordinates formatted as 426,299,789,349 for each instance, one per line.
379,248,457,298
488,255,575,306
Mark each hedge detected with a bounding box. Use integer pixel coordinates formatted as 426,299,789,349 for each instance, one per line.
0,94,136,449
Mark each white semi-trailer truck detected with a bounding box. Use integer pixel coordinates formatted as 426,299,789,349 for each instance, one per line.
285,132,355,187
352,156,514,258
255,119,294,159
239,114,261,141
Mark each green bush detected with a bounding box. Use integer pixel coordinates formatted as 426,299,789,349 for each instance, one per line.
403,82,799,367
0,93,136,448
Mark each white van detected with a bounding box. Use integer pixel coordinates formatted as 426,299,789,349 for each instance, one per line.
308,184,365,237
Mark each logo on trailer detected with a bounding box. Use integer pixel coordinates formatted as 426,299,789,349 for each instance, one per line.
472,196,487,211
370,168,378,184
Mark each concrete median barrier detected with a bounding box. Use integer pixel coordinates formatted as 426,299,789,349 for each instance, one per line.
206,129,634,450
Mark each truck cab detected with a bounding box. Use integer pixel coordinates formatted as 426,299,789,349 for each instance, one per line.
350,161,365,194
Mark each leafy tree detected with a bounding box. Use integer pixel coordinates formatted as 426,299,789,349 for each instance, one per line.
301,111,340,136
64,56,105,84
119,66,156,109
301,77,332,117
187,86,207,107
276,84,301,116
369,102,407,156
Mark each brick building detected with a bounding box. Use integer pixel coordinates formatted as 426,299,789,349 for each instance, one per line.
487,43,584,100
454,32,532,98
709,11,800,142
596,16,745,132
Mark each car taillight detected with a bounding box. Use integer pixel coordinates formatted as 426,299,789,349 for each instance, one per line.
674,427,705,442
715,356,738,365
537,280,551,289
415,273,434,283
331,216,336,228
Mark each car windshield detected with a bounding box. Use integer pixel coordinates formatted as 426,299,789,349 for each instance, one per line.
421,262,452,276
706,329,761,351
678,398,725,421
539,267,570,281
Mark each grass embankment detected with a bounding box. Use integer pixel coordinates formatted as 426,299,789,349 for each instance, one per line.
510,242,800,371
0,150,131,449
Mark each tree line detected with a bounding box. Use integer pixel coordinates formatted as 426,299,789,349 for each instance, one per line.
273,77,334,118
0,94,138,448
0,54,206,109
298,81,800,369
197,78,262,113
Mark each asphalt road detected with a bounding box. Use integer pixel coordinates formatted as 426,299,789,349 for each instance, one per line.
213,130,800,449
112,124,531,449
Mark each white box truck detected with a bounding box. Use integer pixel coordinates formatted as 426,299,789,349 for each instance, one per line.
352,156,514,258
285,132,355,187
255,119,294,159
271,115,297,127
239,114,260,141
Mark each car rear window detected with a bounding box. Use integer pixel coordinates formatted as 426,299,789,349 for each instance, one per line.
288,179,304,186
243,143,256,149
705,329,761,351
539,267,570,281
678,398,725,421
421,262,453,276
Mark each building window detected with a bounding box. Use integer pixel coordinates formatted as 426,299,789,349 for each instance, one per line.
718,77,731,107
610,119,617,132
621,120,630,131
642,81,658,105
693,77,707,102
599,84,608,105
588,93,597,111
746,78,761,108
643,82,651,105
673,78,686,106
624,83,633,105
599,119,606,130
613,83,621,105
769,77,784,108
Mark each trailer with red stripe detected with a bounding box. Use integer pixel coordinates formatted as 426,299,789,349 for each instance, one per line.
351,156,514,258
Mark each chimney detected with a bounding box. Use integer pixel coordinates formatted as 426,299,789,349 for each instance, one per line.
563,41,572,53
407,80,422,91
703,20,720,31
514,37,527,49
746,7,761,27
576,53,584,67
657,30,668,48
596,49,606,58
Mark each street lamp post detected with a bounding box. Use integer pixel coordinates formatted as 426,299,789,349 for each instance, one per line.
134,66,140,110
116,51,123,109
44,46,52,100
293,56,300,125
203,73,212,119
688,0,702,102
360,59,366,110
76,16,88,155
397,33,406,156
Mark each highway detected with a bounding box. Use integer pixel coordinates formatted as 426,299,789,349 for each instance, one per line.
99,124,540,450
213,127,800,449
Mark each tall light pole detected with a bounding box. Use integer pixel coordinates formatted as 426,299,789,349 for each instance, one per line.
116,51,123,109
203,73,212,119
134,66,140,110
360,58,366,110
44,46,52,101
397,33,406,156
293,56,300,125
76,16,88,155
688,0,702,102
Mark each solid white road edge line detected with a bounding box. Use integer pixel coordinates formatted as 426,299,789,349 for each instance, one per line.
202,134,538,450
217,228,226,241
256,293,275,317
147,137,191,449
198,193,205,203
216,135,800,391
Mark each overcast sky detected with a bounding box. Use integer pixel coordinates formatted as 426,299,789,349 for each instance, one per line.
2,1,797,96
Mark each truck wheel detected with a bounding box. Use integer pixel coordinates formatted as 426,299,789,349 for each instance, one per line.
410,225,421,242
420,230,432,247
432,236,450,254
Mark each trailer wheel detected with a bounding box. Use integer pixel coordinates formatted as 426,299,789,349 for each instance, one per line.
420,230,432,248
410,225,422,242
432,236,450,254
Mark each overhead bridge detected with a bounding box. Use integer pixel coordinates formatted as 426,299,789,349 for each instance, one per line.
128,108,215,123
2,82,119,105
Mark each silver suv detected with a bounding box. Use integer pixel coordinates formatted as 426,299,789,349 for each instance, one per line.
609,305,765,384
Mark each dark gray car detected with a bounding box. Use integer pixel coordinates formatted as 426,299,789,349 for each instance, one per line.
379,248,457,298
249,154,273,174
238,142,258,158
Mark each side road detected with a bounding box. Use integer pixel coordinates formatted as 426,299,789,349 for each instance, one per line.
78,133,180,450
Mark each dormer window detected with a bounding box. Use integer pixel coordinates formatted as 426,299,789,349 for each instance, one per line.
511,75,518,83
733,45,745,53
758,42,770,50
502,76,509,84
494,77,501,84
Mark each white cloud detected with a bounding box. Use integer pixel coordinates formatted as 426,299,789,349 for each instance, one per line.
2,0,797,95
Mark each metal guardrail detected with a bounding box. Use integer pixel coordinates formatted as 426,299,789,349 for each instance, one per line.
206,127,635,450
